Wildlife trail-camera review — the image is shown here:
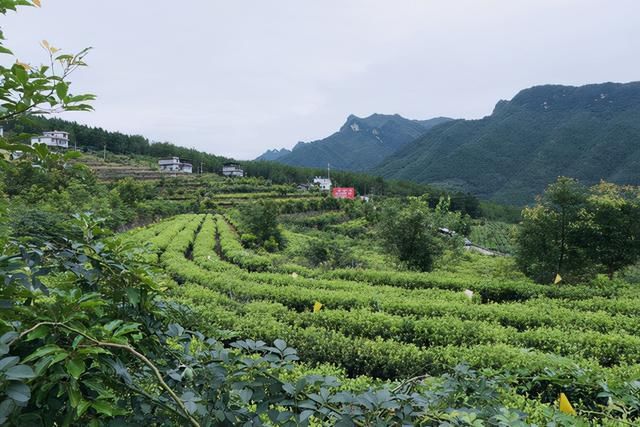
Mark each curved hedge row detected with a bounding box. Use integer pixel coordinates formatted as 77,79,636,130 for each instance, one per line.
322,269,619,303
172,277,640,367
168,254,640,337
243,272,640,334
171,283,640,405
149,214,201,251
191,215,236,272
135,214,640,425
159,214,205,277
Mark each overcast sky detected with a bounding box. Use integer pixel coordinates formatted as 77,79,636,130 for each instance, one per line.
3,1,639,159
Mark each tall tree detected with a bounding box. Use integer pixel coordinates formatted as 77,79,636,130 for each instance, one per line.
378,196,466,271
516,178,640,283
515,177,591,283
583,182,640,279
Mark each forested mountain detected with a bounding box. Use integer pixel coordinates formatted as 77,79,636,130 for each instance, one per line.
256,114,453,170
374,82,640,205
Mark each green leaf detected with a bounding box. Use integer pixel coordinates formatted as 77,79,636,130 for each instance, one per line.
4,364,35,380
68,381,81,408
65,357,85,379
55,81,68,100
55,54,74,62
12,64,29,84
125,287,140,305
26,325,49,341
48,351,69,367
91,400,115,416
238,388,253,403
274,339,287,351
6,382,30,403
76,400,91,417
71,335,84,350
113,322,140,338
104,320,122,332
0,356,19,371
0,46,12,55
22,344,65,363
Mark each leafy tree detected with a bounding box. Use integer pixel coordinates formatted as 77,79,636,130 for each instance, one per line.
583,182,640,279
378,196,463,271
516,178,640,283
302,235,359,269
515,177,592,283
114,177,156,206
239,200,283,251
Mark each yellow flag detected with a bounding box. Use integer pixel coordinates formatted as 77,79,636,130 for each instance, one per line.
554,274,562,284
313,301,323,313
559,393,576,415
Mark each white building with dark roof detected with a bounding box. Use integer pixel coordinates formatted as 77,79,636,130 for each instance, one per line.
31,131,69,149
158,157,193,173
313,176,332,191
222,162,244,177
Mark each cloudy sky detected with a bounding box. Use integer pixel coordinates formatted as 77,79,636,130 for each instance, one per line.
3,1,639,159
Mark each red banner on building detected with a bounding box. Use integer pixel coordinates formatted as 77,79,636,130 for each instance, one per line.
332,187,356,199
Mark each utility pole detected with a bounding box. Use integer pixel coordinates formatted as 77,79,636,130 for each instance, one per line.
200,161,203,174
327,163,330,181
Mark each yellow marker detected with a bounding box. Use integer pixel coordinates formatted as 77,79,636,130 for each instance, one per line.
313,301,323,313
559,393,576,415
554,274,562,284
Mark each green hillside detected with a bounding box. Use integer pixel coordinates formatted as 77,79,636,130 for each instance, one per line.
6,115,233,174
257,114,453,170
374,82,640,205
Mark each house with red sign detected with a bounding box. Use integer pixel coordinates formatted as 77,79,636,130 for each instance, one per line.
332,187,356,199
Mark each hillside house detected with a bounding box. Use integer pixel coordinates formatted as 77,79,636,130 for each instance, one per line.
31,131,69,149
158,157,193,173
313,176,332,191
222,162,244,177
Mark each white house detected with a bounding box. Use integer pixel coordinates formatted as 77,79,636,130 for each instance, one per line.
313,176,332,191
158,157,193,173
31,131,69,148
222,162,244,177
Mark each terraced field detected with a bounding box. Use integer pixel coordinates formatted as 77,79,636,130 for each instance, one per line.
125,213,640,424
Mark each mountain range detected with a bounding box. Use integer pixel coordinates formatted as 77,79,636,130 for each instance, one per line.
256,114,453,170
259,82,640,205
375,82,640,204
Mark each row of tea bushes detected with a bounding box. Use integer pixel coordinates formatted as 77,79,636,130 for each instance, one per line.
215,215,272,272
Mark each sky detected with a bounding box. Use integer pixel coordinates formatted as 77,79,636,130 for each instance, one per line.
3,1,640,159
